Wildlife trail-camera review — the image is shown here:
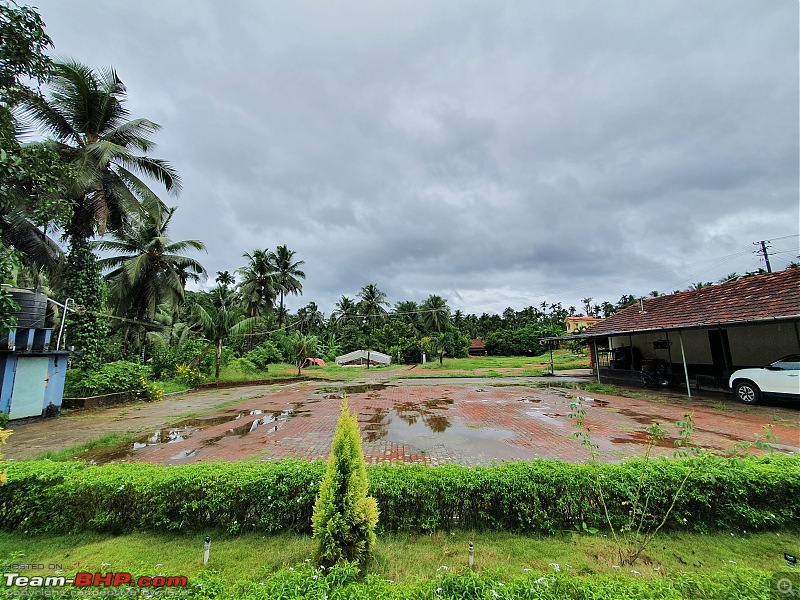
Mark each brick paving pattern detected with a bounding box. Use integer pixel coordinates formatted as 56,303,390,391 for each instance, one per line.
46,380,798,466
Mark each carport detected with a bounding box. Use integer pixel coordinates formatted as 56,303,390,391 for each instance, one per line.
547,269,800,398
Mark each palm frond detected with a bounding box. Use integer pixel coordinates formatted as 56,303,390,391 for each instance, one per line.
0,208,65,277
117,155,182,195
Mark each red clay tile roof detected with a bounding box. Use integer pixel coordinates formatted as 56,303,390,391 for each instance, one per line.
470,339,485,348
582,268,800,337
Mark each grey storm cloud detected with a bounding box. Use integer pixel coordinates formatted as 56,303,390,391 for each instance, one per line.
31,0,799,316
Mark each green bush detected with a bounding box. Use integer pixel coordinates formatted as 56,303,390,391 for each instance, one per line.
63,361,161,401
246,341,284,369
484,325,547,356
0,455,797,536
312,399,379,567
150,339,209,379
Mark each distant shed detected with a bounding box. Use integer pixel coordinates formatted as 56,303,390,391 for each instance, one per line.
335,349,391,366
468,339,486,356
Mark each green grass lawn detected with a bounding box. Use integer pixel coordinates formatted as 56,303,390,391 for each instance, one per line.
396,350,590,377
1,530,795,584
154,351,591,390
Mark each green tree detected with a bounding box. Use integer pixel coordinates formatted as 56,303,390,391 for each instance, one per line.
23,61,180,366
269,244,305,328
332,295,359,329
312,398,379,568
393,300,420,329
290,330,318,376
192,285,256,379
237,249,276,318
357,284,389,369
296,301,324,333
0,240,21,331
0,3,71,287
95,201,206,348
420,294,450,334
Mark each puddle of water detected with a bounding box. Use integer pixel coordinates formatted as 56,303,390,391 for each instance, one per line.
525,411,566,427
317,383,388,395
172,414,242,428
171,448,199,460
360,396,454,441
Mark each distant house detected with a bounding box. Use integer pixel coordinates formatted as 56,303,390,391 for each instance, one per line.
565,316,602,334
468,339,486,356
552,269,800,393
335,349,391,367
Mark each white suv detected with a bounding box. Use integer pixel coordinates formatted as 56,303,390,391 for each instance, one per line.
729,354,800,404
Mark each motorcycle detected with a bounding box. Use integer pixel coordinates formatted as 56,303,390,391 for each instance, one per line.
641,360,670,388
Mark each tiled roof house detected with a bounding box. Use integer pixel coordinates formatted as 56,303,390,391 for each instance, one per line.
568,268,800,392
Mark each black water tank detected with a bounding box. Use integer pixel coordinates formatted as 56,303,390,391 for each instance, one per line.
7,288,47,328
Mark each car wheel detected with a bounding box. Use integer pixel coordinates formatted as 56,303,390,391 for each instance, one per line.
735,381,761,405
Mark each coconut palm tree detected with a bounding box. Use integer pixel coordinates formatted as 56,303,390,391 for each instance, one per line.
393,300,421,331
22,60,180,365
420,294,450,334
357,284,389,323
332,295,359,329
296,301,324,333
290,331,319,376
269,244,305,328
191,284,258,379
237,248,276,318
94,201,206,348
357,284,389,369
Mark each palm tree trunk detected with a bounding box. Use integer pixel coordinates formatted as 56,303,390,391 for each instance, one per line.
279,290,285,327
215,338,222,379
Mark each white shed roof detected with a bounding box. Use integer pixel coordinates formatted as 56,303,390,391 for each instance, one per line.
335,349,391,365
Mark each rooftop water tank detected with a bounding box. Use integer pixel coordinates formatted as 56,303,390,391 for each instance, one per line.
7,288,47,329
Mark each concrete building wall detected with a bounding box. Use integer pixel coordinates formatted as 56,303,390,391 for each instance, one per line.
607,321,800,372
727,322,800,367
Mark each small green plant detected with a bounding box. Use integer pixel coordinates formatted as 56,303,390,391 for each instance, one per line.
312,398,379,568
568,397,778,567
174,363,206,388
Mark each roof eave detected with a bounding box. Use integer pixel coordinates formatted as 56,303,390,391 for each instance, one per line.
546,314,800,341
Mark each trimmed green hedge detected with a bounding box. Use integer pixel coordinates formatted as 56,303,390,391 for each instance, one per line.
0,456,797,535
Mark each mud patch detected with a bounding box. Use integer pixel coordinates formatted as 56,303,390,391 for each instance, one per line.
610,431,680,448
615,407,674,426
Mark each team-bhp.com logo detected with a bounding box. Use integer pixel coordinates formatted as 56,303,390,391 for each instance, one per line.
4,572,188,588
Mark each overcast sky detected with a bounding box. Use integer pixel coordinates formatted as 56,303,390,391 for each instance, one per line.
30,1,799,316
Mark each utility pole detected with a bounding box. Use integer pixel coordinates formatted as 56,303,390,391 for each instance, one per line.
754,240,772,273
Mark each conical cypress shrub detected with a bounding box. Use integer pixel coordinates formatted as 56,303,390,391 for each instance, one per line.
312,398,379,568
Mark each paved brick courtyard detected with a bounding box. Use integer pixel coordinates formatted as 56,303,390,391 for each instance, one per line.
47,380,799,466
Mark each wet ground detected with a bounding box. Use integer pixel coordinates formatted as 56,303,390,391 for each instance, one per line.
5,374,798,466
